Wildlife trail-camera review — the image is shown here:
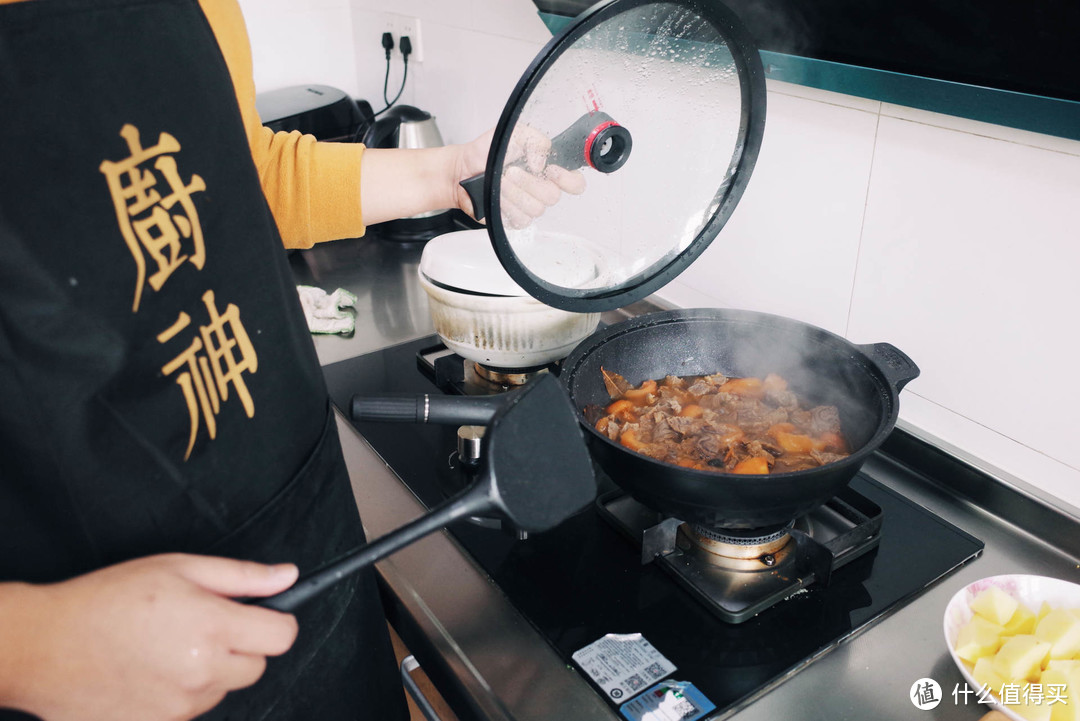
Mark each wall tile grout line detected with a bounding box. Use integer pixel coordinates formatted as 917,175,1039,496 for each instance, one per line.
843,107,882,339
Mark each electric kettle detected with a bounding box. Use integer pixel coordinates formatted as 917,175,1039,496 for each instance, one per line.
362,104,445,151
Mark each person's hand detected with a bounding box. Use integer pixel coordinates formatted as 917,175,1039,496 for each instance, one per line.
500,125,587,229
1,553,299,721
451,126,587,227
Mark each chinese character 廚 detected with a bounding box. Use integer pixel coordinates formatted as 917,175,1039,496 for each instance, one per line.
100,124,206,312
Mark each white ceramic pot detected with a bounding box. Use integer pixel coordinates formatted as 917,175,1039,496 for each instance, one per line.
418,230,602,368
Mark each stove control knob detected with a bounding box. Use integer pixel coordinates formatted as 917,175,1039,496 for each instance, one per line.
457,425,486,465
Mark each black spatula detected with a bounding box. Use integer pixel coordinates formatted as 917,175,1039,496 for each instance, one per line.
256,372,595,612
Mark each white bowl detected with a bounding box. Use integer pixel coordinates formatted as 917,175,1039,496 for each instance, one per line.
418,230,602,368
943,574,1080,720
418,272,600,368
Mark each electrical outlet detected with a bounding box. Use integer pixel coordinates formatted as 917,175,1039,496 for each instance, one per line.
382,13,423,63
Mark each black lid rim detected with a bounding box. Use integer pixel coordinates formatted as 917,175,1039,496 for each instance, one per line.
483,0,767,313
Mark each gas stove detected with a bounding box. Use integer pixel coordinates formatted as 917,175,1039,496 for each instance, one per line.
323,335,984,718
599,487,883,624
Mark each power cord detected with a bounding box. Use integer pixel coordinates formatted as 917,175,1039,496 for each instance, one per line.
352,33,413,143
377,34,411,117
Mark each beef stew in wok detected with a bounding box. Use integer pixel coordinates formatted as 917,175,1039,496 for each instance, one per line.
585,369,850,475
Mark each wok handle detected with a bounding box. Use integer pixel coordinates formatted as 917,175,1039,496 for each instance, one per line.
254,483,492,613
351,393,511,425
859,342,921,392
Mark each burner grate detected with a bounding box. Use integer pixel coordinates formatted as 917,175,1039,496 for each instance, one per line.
598,487,884,624
417,343,555,396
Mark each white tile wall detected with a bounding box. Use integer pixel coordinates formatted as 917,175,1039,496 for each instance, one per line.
848,114,1080,512
348,0,549,145
239,3,1080,513
660,81,880,336
238,0,359,95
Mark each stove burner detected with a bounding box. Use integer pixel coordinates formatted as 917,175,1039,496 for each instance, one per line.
599,488,885,623
684,520,797,561
418,343,556,395
472,362,546,387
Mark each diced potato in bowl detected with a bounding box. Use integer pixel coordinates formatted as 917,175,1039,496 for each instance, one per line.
944,575,1080,721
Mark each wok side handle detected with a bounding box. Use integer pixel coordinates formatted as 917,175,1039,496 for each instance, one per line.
351,393,509,425
858,342,921,392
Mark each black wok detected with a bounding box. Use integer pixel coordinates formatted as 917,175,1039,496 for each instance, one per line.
559,308,919,528
350,307,919,530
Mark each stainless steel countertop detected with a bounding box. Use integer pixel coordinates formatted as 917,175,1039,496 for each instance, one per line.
290,234,1080,721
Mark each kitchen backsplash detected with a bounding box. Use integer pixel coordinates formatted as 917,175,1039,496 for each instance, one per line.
238,0,1080,516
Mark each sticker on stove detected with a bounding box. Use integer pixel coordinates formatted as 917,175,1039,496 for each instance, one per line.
571,633,676,702
619,680,716,721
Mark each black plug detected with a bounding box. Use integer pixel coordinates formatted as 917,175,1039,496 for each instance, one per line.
381,31,394,60
399,35,412,61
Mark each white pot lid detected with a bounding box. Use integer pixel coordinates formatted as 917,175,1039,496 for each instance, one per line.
419,228,606,296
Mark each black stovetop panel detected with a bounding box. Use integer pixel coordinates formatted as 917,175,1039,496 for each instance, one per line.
323,336,983,717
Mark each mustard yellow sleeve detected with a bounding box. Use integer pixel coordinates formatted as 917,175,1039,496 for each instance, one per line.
198,0,367,249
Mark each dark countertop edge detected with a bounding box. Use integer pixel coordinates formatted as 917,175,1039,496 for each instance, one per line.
881,424,1080,560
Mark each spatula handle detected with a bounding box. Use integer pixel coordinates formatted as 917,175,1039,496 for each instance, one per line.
255,484,492,613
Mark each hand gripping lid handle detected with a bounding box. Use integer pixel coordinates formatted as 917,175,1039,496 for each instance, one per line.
459,111,632,221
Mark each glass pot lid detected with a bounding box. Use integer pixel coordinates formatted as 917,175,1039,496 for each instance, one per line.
464,0,766,312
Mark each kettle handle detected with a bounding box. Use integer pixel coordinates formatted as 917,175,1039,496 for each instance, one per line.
361,116,400,149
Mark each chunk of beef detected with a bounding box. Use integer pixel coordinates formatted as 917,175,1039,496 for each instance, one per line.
745,439,784,458
635,413,658,442
703,372,730,387
808,405,841,436
695,432,726,459
650,412,680,444
661,375,687,390
765,387,799,410
811,450,848,466
697,391,738,412
653,397,683,417
771,453,820,473
604,418,622,441
666,415,707,437
734,400,789,434
685,379,714,397
789,409,812,432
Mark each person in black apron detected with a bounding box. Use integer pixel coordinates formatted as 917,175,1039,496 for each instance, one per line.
0,0,492,718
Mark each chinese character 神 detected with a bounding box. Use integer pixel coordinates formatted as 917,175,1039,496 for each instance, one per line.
158,290,257,459
100,124,206,312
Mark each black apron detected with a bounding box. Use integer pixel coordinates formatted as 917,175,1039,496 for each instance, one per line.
0,1,407,718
